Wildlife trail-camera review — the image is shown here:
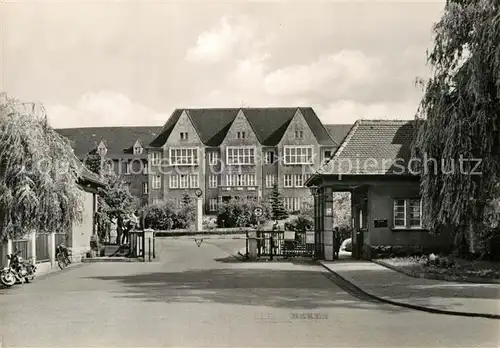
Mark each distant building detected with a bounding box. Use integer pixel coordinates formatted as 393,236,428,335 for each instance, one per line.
147,107,351,214
56,126,161,206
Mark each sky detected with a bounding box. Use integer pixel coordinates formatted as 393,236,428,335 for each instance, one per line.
0,1,445,128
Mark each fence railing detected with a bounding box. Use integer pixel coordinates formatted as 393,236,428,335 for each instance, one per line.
35,233,50,263
129,230,155,262
11,239,30,260
256,230,314,259
55,233,67,247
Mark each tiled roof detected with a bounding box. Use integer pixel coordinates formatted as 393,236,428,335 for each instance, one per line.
323,124,353,146
148,107,337,147
78,164,105,187
317,119,418,176
56,126,161,158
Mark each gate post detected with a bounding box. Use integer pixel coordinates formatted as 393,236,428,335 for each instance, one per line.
269,235,274,260
144,228,154,261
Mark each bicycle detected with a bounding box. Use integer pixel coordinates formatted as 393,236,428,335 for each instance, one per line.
55,244,72,270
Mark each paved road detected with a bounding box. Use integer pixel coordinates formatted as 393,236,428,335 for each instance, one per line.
1,237,499,347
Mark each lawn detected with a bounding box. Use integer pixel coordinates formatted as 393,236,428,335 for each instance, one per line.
378,256,500,280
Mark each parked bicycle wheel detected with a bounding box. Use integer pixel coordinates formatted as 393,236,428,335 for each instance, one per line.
57,253,66,270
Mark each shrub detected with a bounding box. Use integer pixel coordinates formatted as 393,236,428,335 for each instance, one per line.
217,198,271,228
284,214,313,232
140,200,195,230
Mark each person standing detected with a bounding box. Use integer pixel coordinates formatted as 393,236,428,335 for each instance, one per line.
116,215,124,246
334,227,342,259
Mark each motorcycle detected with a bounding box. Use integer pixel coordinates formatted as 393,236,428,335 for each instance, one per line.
1,249,37,287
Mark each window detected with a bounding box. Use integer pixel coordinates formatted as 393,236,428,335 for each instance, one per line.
180,132,188,140
142,182,148,194
283,146,313,165
225,174,256,186
393,198,423,228
265,175,275,188
152,198,161,205
209,175,217,188
169,175,178,189
409,199,422,227
393,199,406,227
189,174,199,188
179,175,188,188
209,198,218,212
303,174,312,183
169,148,198,165
324,150,332,163
247,174,255,186
237,131,246,139
294,174,303,187
134,146,142,155
125,162,131,175
226,147,255,165
143,162,148,175
284,174,293,188
151,152,161,165
152,175,161,189
283,197,300,211
208,152,219,165
265,151,275,164
294,130,303,139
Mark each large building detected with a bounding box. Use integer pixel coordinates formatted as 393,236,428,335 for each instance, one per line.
147,108,351,214
56,126,161,206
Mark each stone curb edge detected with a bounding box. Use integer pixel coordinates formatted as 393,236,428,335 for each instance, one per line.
81,257,144,263
373,259,500,285
317,261,500,320
155,231,249,237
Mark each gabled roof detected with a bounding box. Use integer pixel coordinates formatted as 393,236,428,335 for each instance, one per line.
148,107,337,147
316,119,418,176
323,124,353,146
56,126,161,158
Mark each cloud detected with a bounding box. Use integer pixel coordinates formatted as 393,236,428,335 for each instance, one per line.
46,91,170,128
314,99,420,124
264,51,380,97
185,15,258,63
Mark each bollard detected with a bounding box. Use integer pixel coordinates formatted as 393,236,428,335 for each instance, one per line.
153,235,155,259
148,238,151,262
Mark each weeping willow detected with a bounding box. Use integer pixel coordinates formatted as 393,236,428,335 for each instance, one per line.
0,93,84,241
414,0,500,255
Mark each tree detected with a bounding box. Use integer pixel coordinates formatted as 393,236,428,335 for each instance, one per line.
269,184,289,220
83,153,134,241
413,0,500,256
216,198,271,228
0,93,84,241
332,192,351,229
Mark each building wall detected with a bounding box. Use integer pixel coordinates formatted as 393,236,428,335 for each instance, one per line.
277,110,319,210
218,110,261,206
70,187,95,261
368,182,452,250
159,111,206,206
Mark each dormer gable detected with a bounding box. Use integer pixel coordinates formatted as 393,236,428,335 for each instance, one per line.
220,110,259,146
133,139,143,155
97,140,107,156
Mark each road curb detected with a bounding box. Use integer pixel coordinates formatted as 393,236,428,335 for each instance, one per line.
155,231,249,237
81,257,143,263
373,259,500,284
317,261,500,320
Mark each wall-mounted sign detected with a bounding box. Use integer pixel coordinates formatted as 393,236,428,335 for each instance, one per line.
374,219,388,228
